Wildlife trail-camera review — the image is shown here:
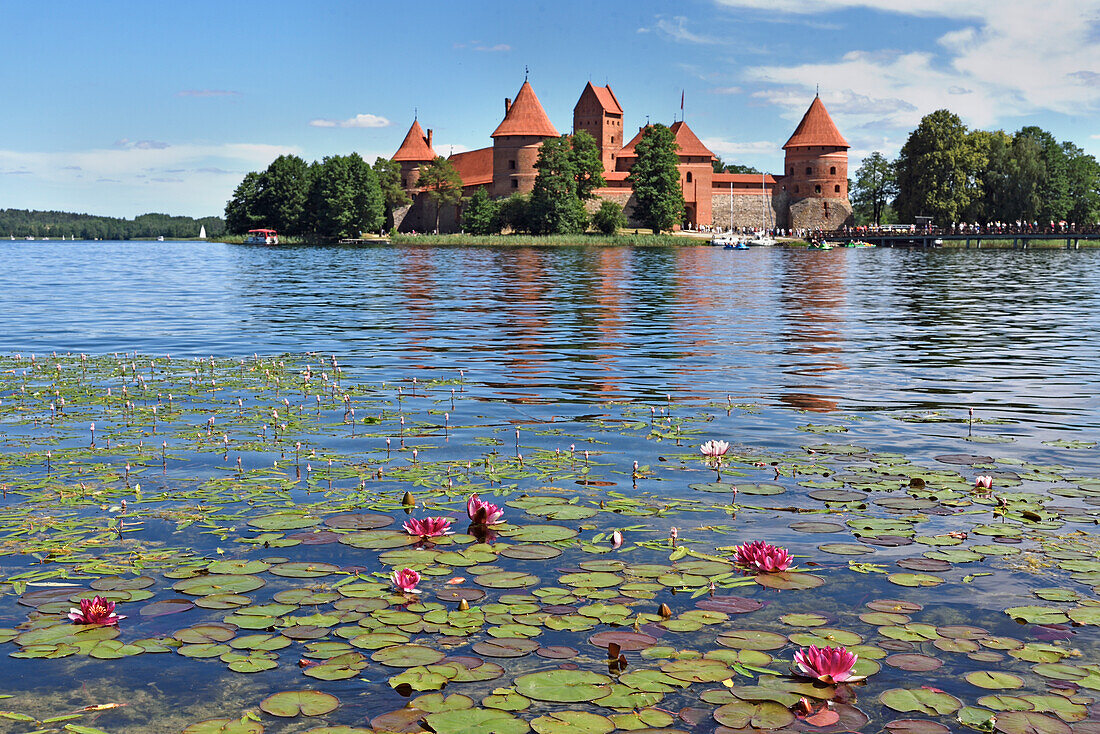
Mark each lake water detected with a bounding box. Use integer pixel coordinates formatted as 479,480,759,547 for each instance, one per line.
0,240,1098,733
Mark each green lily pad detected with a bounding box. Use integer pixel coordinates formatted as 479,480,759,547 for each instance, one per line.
713,700,796,729
514,670,612,703
259,690,339,717
530,711,614,734
966,671,1024,690
423,708,530,734
880,688,962,715
182,718,265,734
371,645,445,667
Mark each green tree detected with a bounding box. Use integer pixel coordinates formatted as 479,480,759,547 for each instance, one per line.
1063,143,1100,224
373,156,411,230
894,110,985,225
591,200,627,234
712,156,760,174
570,130,605,201
225,172,263,234
417,157,464,233
851,152,897,226
305,156,356,239
528,136,587,235
347,153,384,235
462,186,499,235
1016,126,1070,221
255,155,311,236
492,193,529,233
627,124,684,233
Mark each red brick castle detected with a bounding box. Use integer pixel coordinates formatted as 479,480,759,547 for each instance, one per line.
393,80,853,233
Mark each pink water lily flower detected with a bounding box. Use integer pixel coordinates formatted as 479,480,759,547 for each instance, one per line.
467,494,504,525
975,475,993,490
391,568,421,594
68,596,125,626
793,645,863,683
612,531,623,549
700,440,731,459
734,540,792,573
403,516,454,538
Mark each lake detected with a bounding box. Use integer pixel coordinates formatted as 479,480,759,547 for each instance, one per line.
0,240,1097,733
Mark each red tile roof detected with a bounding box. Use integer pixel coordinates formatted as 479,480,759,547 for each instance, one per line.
783,96,849,149
491,81,560,138
448,146,493,187
582,81,623,115
392,119,437,162
618,121,715,160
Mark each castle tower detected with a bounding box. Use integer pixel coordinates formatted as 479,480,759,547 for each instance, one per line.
572,82,624,173
491,80,560,197
782,96,853,229
392,118,437,190
617,121,716,228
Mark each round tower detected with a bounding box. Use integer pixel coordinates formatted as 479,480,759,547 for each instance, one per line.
491,80,560,198
392,119,437,190
782,96,853,230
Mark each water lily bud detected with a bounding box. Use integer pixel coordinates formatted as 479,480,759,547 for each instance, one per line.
458,598,470,611
402,491,416,506
658,603,672,619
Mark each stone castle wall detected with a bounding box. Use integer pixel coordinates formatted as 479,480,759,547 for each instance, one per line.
710,191,790,231
789,197,854,232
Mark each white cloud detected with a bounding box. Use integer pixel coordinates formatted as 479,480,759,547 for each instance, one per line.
650,16,719,44
702,138,778,157
309,113,391,129
437,143,470,157
0,142,301,216
717,0,1100,137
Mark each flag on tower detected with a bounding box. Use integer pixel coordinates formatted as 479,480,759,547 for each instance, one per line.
681,90,684,112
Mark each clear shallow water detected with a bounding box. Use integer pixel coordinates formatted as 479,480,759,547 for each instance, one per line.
0,241,1098,733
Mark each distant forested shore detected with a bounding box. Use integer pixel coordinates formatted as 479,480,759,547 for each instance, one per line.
0,209,225,240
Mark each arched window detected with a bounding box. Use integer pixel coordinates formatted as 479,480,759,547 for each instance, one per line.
830,166,836,175
805,167,812,175
686,172,693,183
815,185,821,194
834,184,840,193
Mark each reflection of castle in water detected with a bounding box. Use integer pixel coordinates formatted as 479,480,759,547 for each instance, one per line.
776,250,848,412
393,80,854,233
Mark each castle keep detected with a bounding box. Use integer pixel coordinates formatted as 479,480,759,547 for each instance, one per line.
393,80,853,233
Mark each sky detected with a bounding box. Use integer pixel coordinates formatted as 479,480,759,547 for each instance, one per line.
1,0,1099,218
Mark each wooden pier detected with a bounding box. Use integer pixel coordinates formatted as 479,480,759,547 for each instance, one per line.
815,230,1100,249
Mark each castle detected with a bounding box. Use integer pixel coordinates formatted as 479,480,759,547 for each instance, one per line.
392,80,853,233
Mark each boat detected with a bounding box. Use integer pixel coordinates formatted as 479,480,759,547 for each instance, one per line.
710,232,741,247
157,236,165,242
245,228,279,245
724,241,750,250
199,225,207,240
746,173,777,246
841,240,874,248
808,241,834,250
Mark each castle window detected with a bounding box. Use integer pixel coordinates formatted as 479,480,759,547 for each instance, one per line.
686,172,693,183
789,168,793,175
805,167,812,175
402,178,407,188
511,179,518,189
815,185,822,194
509,160,516,170
834,184,840,193
794,186,799,193
830,166,836,175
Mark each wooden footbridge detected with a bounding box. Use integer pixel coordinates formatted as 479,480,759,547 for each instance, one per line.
815,227,1100,249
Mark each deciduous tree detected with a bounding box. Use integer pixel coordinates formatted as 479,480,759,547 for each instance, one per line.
417,157,464,233
627,124,684,233
851,152,896,226
894,110,984,225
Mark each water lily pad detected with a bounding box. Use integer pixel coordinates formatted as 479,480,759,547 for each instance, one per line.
531,711,614,734
250,513,321,530
880,688,962,715
140,598,195,617
173,575,265,596
504,525,577,543
966,671,1024,690
514,670,612,703
755,572,824,590
717,630,788,650
259,690,339,717
789,521,845,533
499,544,562,560
994,712,1071,734
713,700,795,729
474,572,539,589
588,630,657,651
371,645,446,667
424,708,530,734
473,638,539,658
182,718,265,734
325,513,393,529
818,542,875,555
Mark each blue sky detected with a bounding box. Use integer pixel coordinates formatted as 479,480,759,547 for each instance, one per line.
2,0,1098,218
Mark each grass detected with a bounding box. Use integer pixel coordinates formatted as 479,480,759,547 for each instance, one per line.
389,232,687,246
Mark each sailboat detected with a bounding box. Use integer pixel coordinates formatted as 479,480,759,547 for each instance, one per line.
711,181,745,247
746,172,777,246
199,225,207,239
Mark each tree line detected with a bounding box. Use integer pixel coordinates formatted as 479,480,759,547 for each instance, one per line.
225,125,694,239
0,209,224,240
852,110,1100,226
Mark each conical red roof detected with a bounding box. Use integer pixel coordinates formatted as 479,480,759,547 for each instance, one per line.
392,119,437,162
491,81,560,138
783,96,849,149
669,121,715,158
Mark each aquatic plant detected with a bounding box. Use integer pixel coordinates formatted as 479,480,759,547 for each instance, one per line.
700,439,731,480
402,516,453,538
67,596,125,626
975,475,993,490
391,568,421,594
734,540,793,572
467,494,504,525
793,644,862,683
